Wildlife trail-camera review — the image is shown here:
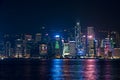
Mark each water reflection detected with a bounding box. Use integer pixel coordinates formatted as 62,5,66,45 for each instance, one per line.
83,59,98,80
50,59,64,80
38,59,50,80
50,59,98,80
63,59,84,80
23,61,31,80
104,60,112,80
63,59,71,80
0,59,120,80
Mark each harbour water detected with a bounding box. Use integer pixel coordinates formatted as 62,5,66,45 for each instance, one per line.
0,58,120,80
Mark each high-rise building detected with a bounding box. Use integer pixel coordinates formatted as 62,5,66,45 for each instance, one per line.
110,31,120,48
0,33,5,57
39,44,48,57
15,39,23,58
25,34,32,41
62,43,70,58
87,27,95,57
52,35,63,58
5,41,11,57
35,33,42,43
75,22,82,50
87,27,95,38
23,34,33,58
75,22,86,57
69,41,76,58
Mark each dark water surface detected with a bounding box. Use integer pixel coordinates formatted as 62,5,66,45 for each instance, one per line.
0,58,120,80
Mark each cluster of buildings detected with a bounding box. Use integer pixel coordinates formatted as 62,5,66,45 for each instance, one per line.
0,22,120,59
0,32,63,58
62,23,120,59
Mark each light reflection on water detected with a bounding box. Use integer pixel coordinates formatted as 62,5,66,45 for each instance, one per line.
0,59,120,80
50,59,63,80
104,61,112,80
83,59,98,80
50,59,98,80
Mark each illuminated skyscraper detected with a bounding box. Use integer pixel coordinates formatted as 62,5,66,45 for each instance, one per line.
62,43,70,58
87,27,95,38
74,22,85,57
110,31,120,48
87,27,95,57
5,41,11,57
75,22,81,50
15,39,23,58
23,34,33,58
53,35,62,58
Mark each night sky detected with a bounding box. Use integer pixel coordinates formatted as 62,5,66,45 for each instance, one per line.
0,0,120,33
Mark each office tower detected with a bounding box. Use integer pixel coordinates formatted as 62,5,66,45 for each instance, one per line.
39,43,48,58
62,43,70,58
25,34,32,41
75,22,82,51
35,33,42,43
5,41,11,57
69,41,76,58
53,35,62,58
103,38,113,58
23,34,33,58
87,27,95,57
74,22,86,58
15,39,23,58
87,27,95,38
110,31,120,48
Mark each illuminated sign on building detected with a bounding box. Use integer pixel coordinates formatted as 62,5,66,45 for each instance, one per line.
39,44,47,54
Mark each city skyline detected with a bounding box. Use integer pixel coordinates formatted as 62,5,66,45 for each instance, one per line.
0,0,120,33
0,1,120,80
0,25,119,59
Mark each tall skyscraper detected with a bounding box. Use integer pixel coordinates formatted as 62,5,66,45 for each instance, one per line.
87,27,95,57
15,39,23,58
5,41,11,57
75,22,81,49
74,22,86,57
52,35,62,58
23,34,33,58
87,27,95,38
